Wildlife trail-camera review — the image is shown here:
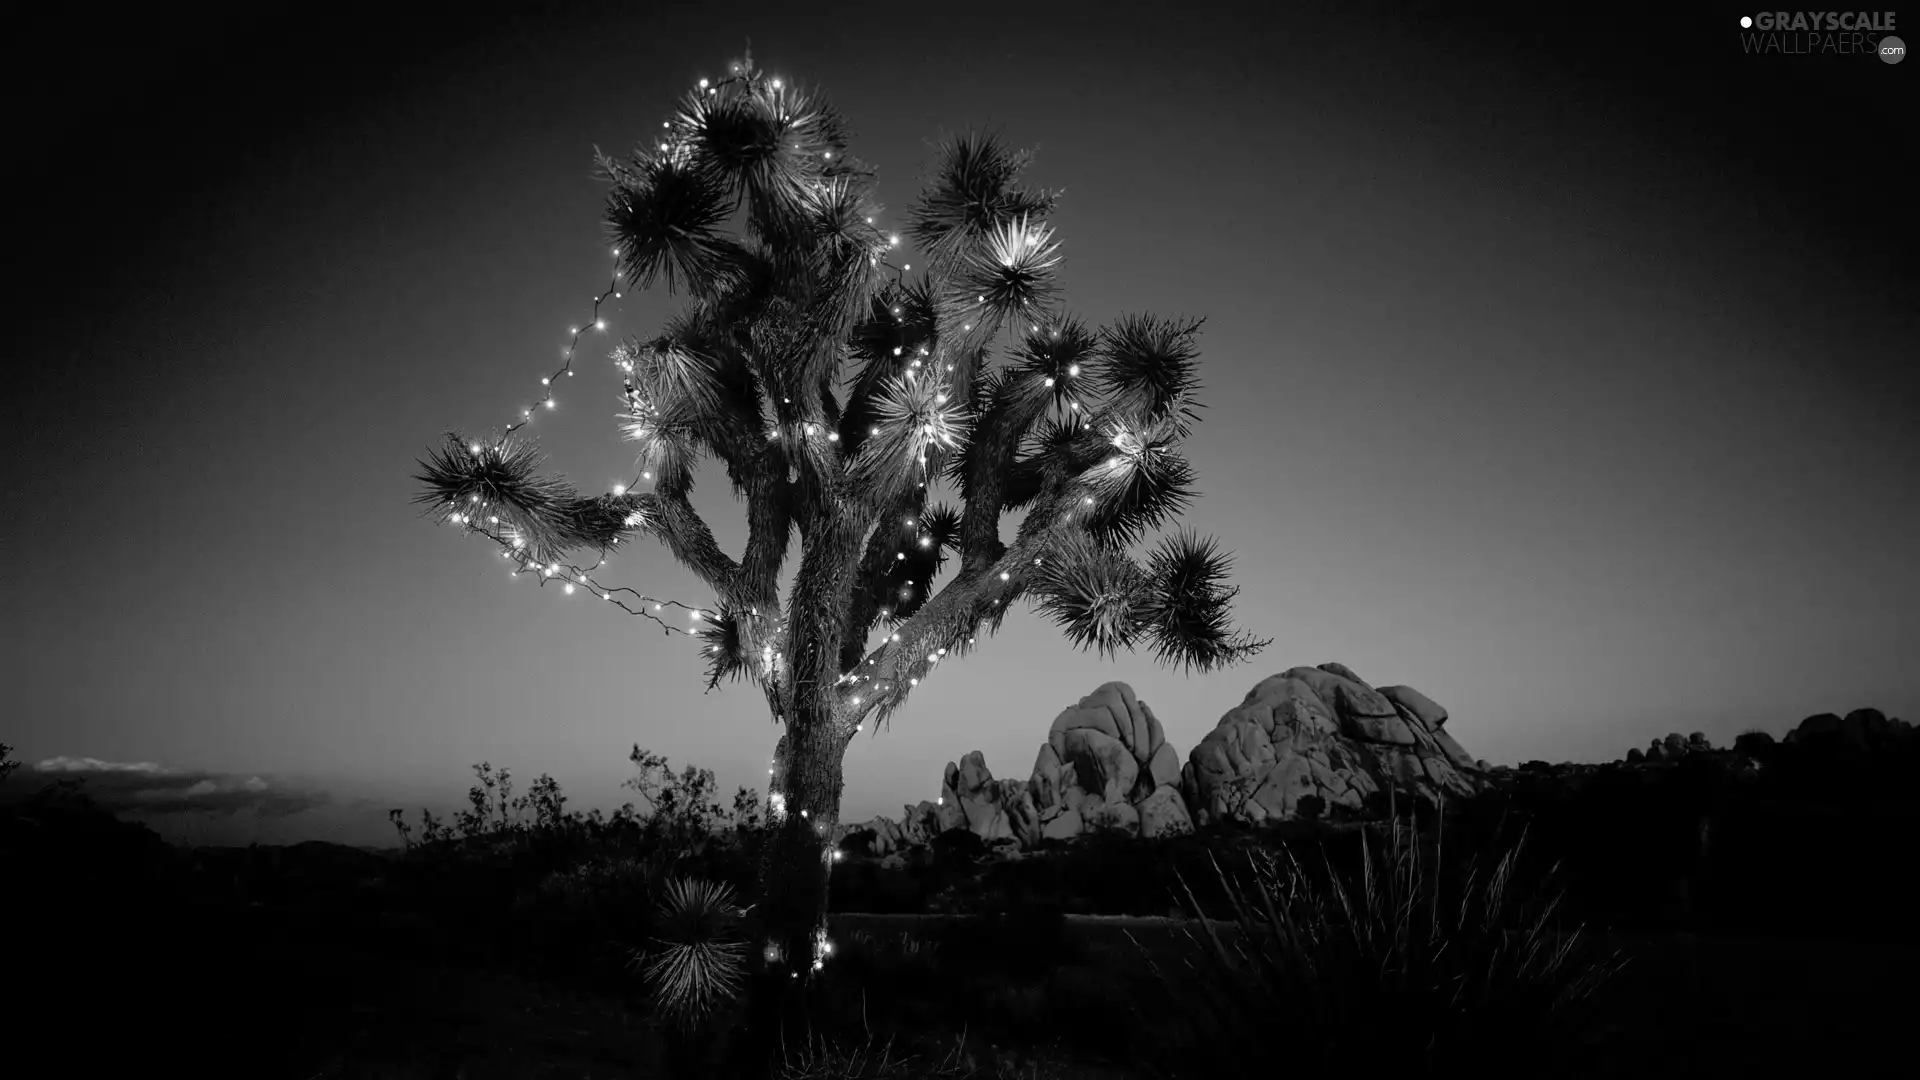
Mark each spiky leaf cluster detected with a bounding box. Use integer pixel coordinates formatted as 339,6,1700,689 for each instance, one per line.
413,435,643,561
636,877,748,1030
907,132,1058,273
694,606,752,690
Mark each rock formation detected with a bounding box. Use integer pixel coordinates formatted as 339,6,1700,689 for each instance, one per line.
1181,663,1484,826
940,751,1039,846
1784,708,1912,752
1029,682,1193,841
837,666,1486,854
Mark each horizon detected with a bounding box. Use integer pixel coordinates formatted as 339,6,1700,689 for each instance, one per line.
6,1,1916,850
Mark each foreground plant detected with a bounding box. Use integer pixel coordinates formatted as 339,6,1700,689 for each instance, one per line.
411,48,1265,990
1140,809,1627,1075
637,876,750,1030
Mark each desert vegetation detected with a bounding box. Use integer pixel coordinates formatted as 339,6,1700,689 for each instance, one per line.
6,723,1916,1077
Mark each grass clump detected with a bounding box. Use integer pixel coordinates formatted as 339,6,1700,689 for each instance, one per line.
1139,799,1627,1076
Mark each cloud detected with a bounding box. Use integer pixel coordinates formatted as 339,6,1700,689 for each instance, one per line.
22,757,330,818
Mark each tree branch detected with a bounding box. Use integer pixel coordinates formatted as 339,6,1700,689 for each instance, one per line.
833,488,1076,729
627,490,745,605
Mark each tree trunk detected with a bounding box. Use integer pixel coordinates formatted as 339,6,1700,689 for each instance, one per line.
740,702,848,1069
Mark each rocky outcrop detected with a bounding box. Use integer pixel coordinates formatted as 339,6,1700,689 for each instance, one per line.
1641,731,1714,762
1784,708,1912,752
838,668,1491,854
1181,664,1484,826
838,682,1196,854
1029,683,1192,841
942,751,1039,847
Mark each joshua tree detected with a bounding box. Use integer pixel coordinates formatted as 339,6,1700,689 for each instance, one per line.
414,53,1266,988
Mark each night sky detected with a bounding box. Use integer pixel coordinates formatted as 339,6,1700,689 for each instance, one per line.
7,2,1915,847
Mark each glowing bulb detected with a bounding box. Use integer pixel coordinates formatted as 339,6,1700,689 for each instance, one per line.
896,553,905,560
1068,364,1080,376
852,696,862,706
1045,377,1055,386
828,432,839,441
909,677,919,686
612,484,626,496
890,634,900,643
1000,572,1010,581
832,849,843,862
470,443,482,454
545,400,555,409
564,584,575,595
919,537,930,547
889,235,899,246
595,320,605,330
699,78,709,88
542,377,550,385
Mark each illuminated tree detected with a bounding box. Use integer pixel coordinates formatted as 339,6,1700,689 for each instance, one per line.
413,53,1266,989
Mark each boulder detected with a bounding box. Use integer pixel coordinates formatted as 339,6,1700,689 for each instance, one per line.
939,752,1037,846
1379,684,1449,729
1184,663,1484,827
1786,713,1842,745
1027,682,1189,842
1137,784,1193,838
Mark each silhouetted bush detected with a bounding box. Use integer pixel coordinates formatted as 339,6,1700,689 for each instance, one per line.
1137,811,1626,1077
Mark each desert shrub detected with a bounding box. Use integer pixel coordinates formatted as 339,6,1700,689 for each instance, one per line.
374,750,773,993
1137,811,1626,1076
635,877,749,1029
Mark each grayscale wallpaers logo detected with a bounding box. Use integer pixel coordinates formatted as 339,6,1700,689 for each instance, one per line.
1736,12,1905,60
